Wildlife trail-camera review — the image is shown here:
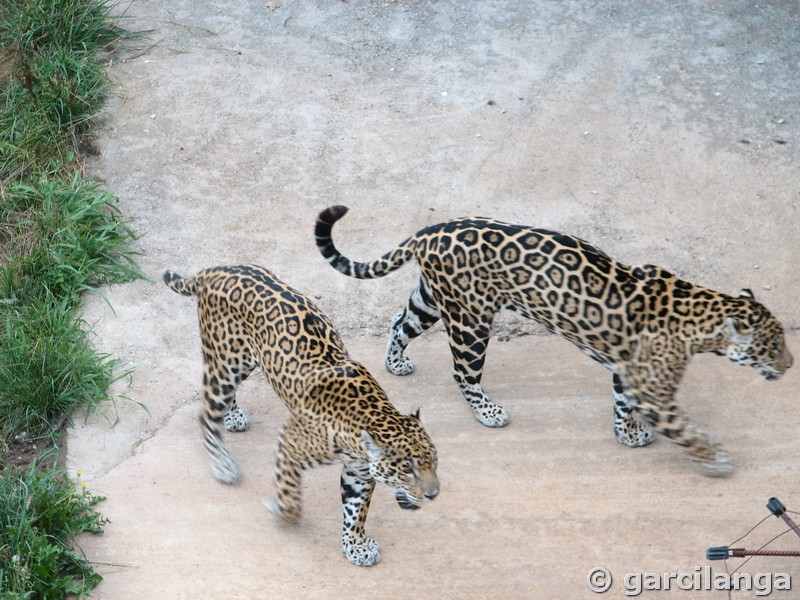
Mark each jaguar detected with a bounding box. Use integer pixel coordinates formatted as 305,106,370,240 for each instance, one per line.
164,264,439,566
315,205,793,476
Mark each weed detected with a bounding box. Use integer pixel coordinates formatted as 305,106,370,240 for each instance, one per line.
0,173,142,449
0,51,107,179
0,449,107,598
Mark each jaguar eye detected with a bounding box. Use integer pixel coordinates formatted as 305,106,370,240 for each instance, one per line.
402,459,415,475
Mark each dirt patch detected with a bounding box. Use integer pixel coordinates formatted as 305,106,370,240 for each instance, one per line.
69,2,799,597
0,435,54,473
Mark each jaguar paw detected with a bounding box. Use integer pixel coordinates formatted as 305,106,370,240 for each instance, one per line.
691,448,734,478
211,454,241,484
341,537,381,567
473,404,509,428
386,355,415,376
615,421,655,447
264,498,301,523
223,407,250,432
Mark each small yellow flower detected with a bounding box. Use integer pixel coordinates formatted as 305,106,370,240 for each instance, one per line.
81,482,87,490
76,470,84,477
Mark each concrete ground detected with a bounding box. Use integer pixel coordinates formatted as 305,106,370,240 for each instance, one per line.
69,1,799,598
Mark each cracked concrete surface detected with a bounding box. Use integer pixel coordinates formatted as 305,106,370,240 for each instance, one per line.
69,1,799,597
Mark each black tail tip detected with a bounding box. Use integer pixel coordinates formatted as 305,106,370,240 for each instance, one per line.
319,205,349,224
163,270,179,285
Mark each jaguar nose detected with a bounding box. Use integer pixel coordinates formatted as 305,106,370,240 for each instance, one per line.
420,472,440,501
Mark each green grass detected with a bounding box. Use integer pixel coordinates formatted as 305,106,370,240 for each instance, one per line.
0,450,107,599
0,175,142,445
0,0,135,180
0,0,128,51
0,0,145,596
0,51,107,180
0,0,144,448
2,175,142,302
0,294,123,440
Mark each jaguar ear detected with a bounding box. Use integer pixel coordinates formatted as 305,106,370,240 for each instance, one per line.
725,317,754,345
738,288,755,300
411,408,421,420
360,430,384,460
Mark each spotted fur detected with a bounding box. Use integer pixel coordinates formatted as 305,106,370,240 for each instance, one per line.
315,206,793,476
164,264,439,566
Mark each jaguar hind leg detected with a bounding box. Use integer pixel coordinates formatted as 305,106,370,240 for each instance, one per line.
385,277,440,376
199,359,246,484
612,374,654,447
200,386,241,484
222,359,257,432
197,315,257,483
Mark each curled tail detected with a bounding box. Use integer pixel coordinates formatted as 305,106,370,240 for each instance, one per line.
163,270,199,296
315,205,415,279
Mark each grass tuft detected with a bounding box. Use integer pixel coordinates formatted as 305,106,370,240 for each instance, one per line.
0,0,129,54
1,175,143,303
0,294,122,441
0,449,107,598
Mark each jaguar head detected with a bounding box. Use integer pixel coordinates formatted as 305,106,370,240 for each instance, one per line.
724,290,793,381
361,412,439,511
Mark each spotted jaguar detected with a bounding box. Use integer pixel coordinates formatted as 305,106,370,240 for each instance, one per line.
315,206,792,476
164,264,439,566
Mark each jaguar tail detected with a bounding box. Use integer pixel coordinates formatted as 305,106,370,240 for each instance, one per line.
315,205,415,279
163,270,199,296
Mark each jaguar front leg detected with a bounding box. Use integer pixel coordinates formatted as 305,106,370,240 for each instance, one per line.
611,373,654,447
643,404,732,476
626,372,733,476
264,418,321,523
339,463,380,566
